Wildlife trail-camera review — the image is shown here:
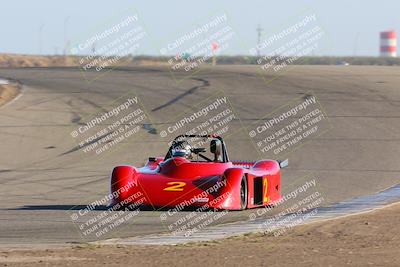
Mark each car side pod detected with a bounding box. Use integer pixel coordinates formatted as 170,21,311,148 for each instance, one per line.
110,165,139,206
216,167,245,210
250,159,284,206
252,160,280,172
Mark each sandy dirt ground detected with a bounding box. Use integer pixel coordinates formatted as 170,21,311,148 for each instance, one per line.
0,202,399,267
0,84,20,107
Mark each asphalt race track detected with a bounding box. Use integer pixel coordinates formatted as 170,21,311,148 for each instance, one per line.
0,65,399,246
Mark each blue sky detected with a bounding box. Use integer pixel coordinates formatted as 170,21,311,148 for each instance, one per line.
1,0,399,56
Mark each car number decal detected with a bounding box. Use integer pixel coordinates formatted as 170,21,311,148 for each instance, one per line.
263,177,269,203
163,181,186,191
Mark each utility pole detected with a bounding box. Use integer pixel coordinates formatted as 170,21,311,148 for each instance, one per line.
38,23,44,55
63,16,70,56
91,42,96,55
256,24,263,57
38,24,44,55
353,32,360,56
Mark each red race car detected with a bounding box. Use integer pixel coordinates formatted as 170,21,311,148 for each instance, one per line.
110,135,287,210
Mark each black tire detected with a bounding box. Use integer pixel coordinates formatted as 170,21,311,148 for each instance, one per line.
240,175,248,210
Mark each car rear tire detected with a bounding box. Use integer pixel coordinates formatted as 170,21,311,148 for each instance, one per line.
240,175,248,210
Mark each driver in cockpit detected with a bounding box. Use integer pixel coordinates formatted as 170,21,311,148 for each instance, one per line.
171,142,193,160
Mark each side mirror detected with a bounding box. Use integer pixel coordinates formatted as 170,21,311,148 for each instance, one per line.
278,159,289,169
210,139,222,162
210,139,221,154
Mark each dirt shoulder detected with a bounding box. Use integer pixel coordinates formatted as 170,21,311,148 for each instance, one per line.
0,83,20,107
1,202,399,267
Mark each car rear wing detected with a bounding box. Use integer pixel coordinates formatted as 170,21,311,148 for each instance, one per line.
278,159,289,169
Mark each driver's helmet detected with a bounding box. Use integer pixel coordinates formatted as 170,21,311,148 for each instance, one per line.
171,142,192,159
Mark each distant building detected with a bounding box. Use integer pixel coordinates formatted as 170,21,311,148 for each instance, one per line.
380,31,397,57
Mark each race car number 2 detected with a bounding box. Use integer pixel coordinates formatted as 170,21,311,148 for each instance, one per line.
163,181,186,191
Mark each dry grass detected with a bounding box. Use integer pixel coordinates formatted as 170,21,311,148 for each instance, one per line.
0,54,81,68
